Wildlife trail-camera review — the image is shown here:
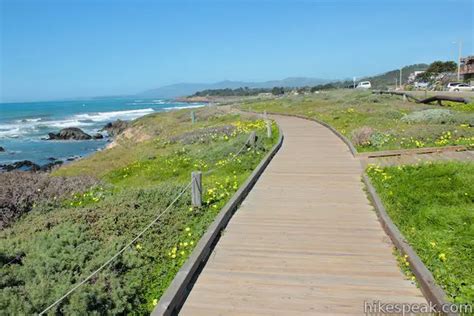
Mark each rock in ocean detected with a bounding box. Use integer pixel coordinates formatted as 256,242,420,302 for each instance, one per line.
47,127,92,140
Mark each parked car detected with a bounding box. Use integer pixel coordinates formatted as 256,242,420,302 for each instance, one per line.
449,83,474,92
414,82,429,89
446,82,462,90
356,81,372,89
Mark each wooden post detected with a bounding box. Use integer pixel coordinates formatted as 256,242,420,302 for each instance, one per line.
191,171,202,207
266,120,272,138
403,94,407,102
249,131,257,147
191,111,196,124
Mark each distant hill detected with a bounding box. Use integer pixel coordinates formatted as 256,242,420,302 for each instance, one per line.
137,65,430,98
138,77,330,98
362,64,429,89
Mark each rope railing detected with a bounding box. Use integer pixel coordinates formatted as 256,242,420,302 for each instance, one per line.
38,128,270,314
39,181,192,315
203,131,257,176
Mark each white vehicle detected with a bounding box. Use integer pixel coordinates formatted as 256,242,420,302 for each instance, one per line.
449,83,474,92
356,81,372,89
414,82,429,89
446,82,462,90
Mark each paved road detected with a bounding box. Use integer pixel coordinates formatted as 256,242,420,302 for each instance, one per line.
180,115,426,315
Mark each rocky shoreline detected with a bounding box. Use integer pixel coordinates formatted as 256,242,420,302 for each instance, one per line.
0,119,130,173
45,127,103,140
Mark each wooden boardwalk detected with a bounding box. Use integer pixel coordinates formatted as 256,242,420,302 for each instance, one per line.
179,115,426,315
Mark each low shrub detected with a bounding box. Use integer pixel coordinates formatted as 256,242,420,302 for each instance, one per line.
453,113,474,127
351,126,374,146
401,109,454,124
384,110,404,120
369,132,393,148
169,125,236,145
0,184,190,315
0,172,99,228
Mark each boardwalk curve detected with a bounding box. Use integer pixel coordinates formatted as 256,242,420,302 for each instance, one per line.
179,115,426,315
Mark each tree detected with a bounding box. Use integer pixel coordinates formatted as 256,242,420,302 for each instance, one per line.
415,61,458,83
271,87,285,95
426,61,457,74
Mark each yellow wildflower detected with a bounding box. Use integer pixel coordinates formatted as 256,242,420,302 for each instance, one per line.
438,253,447,262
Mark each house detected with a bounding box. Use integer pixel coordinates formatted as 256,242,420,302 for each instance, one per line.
408,71,425,83
460,56,474,84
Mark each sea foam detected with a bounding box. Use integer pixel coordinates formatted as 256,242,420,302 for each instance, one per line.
73,108,155,121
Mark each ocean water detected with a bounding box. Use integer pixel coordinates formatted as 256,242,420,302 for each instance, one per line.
0,98,204,166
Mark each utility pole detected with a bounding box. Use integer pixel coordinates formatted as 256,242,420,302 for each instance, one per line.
399,68,403,90
353,77,356,89
457,41,463,81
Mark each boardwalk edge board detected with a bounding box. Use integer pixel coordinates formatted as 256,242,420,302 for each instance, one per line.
152,127,284,316
357,145,467,158
362,174,454,315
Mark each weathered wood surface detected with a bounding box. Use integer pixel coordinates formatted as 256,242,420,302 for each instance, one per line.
356,145,468,158
191,171,202,207
418,95,468,104
362,149,474,168
373,90,469,104
179,115,425,315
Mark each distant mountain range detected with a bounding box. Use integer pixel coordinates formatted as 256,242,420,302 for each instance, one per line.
137,64,431,98
138,77,330,98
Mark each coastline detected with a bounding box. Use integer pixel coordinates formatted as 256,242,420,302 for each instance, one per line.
0,99,207,171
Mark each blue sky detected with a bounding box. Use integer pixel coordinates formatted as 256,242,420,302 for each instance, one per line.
0,0,472,102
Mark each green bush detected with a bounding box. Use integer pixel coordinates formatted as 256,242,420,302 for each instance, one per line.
0,172,98,228
401,109,454,124
1,184,191,314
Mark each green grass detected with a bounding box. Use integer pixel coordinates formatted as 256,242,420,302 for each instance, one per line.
238,90,474,152
0,108,279,314
367,162,474,305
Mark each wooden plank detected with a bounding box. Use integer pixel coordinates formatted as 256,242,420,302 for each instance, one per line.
364,150,474,167
357,145,467,158
178,115,426,315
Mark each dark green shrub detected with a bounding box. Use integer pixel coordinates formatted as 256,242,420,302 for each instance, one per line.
0,172,98,228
